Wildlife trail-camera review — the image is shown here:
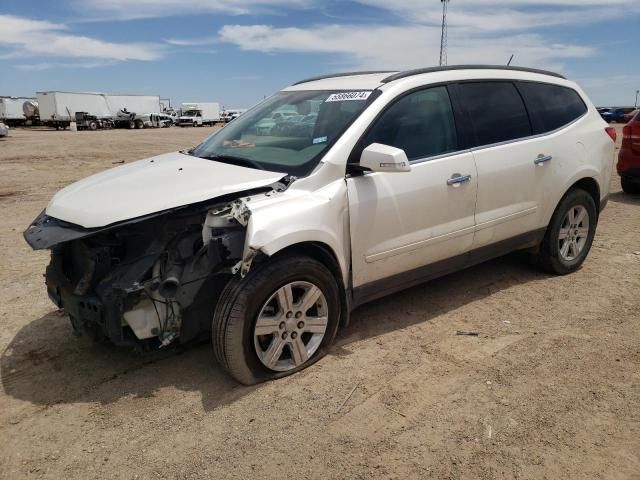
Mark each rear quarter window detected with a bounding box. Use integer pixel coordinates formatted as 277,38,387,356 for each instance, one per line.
517,82,587,134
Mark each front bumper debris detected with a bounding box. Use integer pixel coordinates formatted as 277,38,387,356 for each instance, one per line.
25,199,252,348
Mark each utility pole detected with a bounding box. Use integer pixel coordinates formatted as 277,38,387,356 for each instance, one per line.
635,90,639,109
439,0,450,67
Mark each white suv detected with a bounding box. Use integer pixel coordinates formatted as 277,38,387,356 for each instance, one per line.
25,66,615,384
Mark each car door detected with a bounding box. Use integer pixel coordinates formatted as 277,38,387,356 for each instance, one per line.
452,81,549,249
347,85,478,296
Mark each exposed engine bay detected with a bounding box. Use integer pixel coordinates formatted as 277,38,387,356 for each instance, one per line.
23,179,291,349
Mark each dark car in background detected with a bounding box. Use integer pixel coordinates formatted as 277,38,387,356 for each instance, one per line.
600,108,627,123
617,110,640,193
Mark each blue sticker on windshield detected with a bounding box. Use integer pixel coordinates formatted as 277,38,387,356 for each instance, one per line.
313,136,328,145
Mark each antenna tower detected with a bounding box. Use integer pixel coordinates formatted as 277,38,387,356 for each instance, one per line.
439,0,450,67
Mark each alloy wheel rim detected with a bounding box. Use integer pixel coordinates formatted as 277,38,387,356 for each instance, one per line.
558,205,589,261
253,281,328,372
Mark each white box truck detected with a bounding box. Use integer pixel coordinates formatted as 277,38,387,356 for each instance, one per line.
0,97,33,126
178,102,220,127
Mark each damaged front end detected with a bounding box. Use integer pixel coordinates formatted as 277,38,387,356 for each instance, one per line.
24,195,263,349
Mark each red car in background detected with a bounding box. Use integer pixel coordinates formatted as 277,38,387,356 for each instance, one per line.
617,110,640,194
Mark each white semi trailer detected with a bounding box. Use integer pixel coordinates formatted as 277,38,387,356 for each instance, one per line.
0,97,34,126
36,91,162,129
106,95,162,129
37,92,111,129
178,102,220,127
105,95,160,116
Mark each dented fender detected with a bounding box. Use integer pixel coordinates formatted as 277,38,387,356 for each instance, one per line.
240,179,351,285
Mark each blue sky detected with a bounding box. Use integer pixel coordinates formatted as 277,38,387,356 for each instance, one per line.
0,0,638,108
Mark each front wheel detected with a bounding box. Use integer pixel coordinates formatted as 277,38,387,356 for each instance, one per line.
212,255,340,385
534,188,597,275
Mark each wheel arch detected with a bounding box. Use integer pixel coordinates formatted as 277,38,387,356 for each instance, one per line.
547,173,602,227
570,177,601,213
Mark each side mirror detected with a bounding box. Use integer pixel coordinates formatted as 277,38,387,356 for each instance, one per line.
360,143,411,173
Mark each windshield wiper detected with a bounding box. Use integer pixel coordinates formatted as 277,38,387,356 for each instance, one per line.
196,154,265,171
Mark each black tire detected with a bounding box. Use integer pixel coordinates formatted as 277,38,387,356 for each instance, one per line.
135,120,144,129
534,188,597,275
212,254,340,385
88,121,97,131
621,178,640,194
128,120,135,129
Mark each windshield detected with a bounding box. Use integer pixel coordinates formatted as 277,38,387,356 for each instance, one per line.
183,110,199,117
191,90,375,176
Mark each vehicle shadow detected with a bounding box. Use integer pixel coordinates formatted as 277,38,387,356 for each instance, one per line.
1,253,549,411
608,190,640,206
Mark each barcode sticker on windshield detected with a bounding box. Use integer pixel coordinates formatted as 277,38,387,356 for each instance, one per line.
325,91,371,102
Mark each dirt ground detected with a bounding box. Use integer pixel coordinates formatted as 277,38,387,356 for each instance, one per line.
0,125,638,480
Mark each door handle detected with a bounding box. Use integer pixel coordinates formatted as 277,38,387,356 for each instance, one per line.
534,154,553,165
447,174,472,186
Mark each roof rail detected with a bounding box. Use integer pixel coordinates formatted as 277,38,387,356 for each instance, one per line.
381,65,566,83
292,70,397,86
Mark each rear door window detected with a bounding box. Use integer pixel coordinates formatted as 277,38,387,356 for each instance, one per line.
517,82,587,134
455,82,532,148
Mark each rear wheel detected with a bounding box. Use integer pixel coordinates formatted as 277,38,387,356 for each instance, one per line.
534,188,597,275
621,178,640,194
212,255,340,385
88,121,97,131
135,120,144,129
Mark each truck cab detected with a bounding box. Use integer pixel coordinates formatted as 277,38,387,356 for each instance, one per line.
179,109,203,127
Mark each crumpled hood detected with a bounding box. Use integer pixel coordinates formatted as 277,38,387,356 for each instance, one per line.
46,151,285,228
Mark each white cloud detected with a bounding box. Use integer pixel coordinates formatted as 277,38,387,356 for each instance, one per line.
218,23,594,71
67,0,638,77
356,0,639,31
78,0,313,21
577,75,638,90
138,0,636,75
164,37,219,47
15,60,118,71
75,0,640,26
0,15,162,62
